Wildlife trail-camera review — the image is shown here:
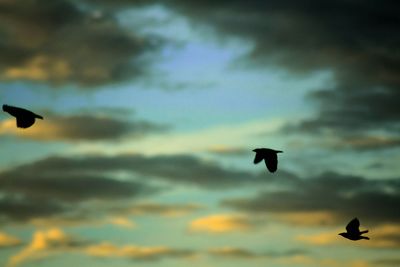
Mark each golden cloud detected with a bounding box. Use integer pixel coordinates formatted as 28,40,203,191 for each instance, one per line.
7,228,82,267
85,242,194,260
0,232,22,248
5,55,71,81
189,214,252,234
107,217,136,229
274,211,340,226
296,230,339,245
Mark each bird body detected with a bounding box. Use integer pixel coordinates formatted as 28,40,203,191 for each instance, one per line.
3,104,43,128
253,148,283,173
339,218,369,241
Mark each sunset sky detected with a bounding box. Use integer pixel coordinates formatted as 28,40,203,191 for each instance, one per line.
0,1,399,267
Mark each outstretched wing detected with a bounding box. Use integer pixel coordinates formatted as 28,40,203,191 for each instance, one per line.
16,116,35,128
253,152,264,164
265,153,278,172
346,218,360,233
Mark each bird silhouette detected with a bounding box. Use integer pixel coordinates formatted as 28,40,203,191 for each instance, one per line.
3,104,43,128
339,218,369,241
253,148,283,173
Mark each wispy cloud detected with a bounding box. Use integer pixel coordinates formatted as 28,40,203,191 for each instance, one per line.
189,214,255,234
0,113,167,142
85,242,195,261
8,228,87,267
0,232,22,248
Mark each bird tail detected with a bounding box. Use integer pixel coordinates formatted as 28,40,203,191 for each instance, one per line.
360,230,368,234
34,114,43,119
3,104,9,112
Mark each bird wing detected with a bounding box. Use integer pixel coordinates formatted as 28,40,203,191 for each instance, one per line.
265,153,278,172
16,116,35,128
253,152,264,164
346,218,360,233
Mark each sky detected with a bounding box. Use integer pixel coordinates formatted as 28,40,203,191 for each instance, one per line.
0,1,399,267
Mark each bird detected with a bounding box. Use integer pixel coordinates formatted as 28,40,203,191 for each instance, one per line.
339,218,369,241
2,104,43,128
252,148,283,173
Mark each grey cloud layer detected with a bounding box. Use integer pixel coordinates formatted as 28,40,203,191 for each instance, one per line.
222,171,400,225
0,153,272,223
12,153,270,188
2,152,399,226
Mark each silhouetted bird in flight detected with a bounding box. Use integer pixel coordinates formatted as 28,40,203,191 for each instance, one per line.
339,218,369,241
3,104,43,128
253,148,283,173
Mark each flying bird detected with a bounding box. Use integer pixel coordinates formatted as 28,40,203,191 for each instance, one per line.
2,104,43,129
253,148,283,173
339,218,369,241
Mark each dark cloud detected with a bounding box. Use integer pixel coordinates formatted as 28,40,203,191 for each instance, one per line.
0,195,65,222
81,0,400,145
158,0,400,141
0,152,285,223
11,153,278,189
48,114,166,141
124,202,202,216
222,171,400,225
208,247,307,259
0,173,153,202
374,259,400,266
0,0,160,87
331,135,400,151
0,155,159,223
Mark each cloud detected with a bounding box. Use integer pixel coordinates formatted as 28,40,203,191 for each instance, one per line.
0,113,167,142
4,153,270,189
189,214,255,234
0,196,66,222
208,247,260,259
374,259,400,266
107,217,136,229
296,224,400,249
0,150,277,224
85,242,195,261
296,230,340,246
0,0,161,87
151,1,400,145
0,232,22,248
222,171,400,225
126,202,202,217
273,211,341,226
0,154,159,223
0,171,155,203
208,247,308,262
206,145,249,156
8,228,87,267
